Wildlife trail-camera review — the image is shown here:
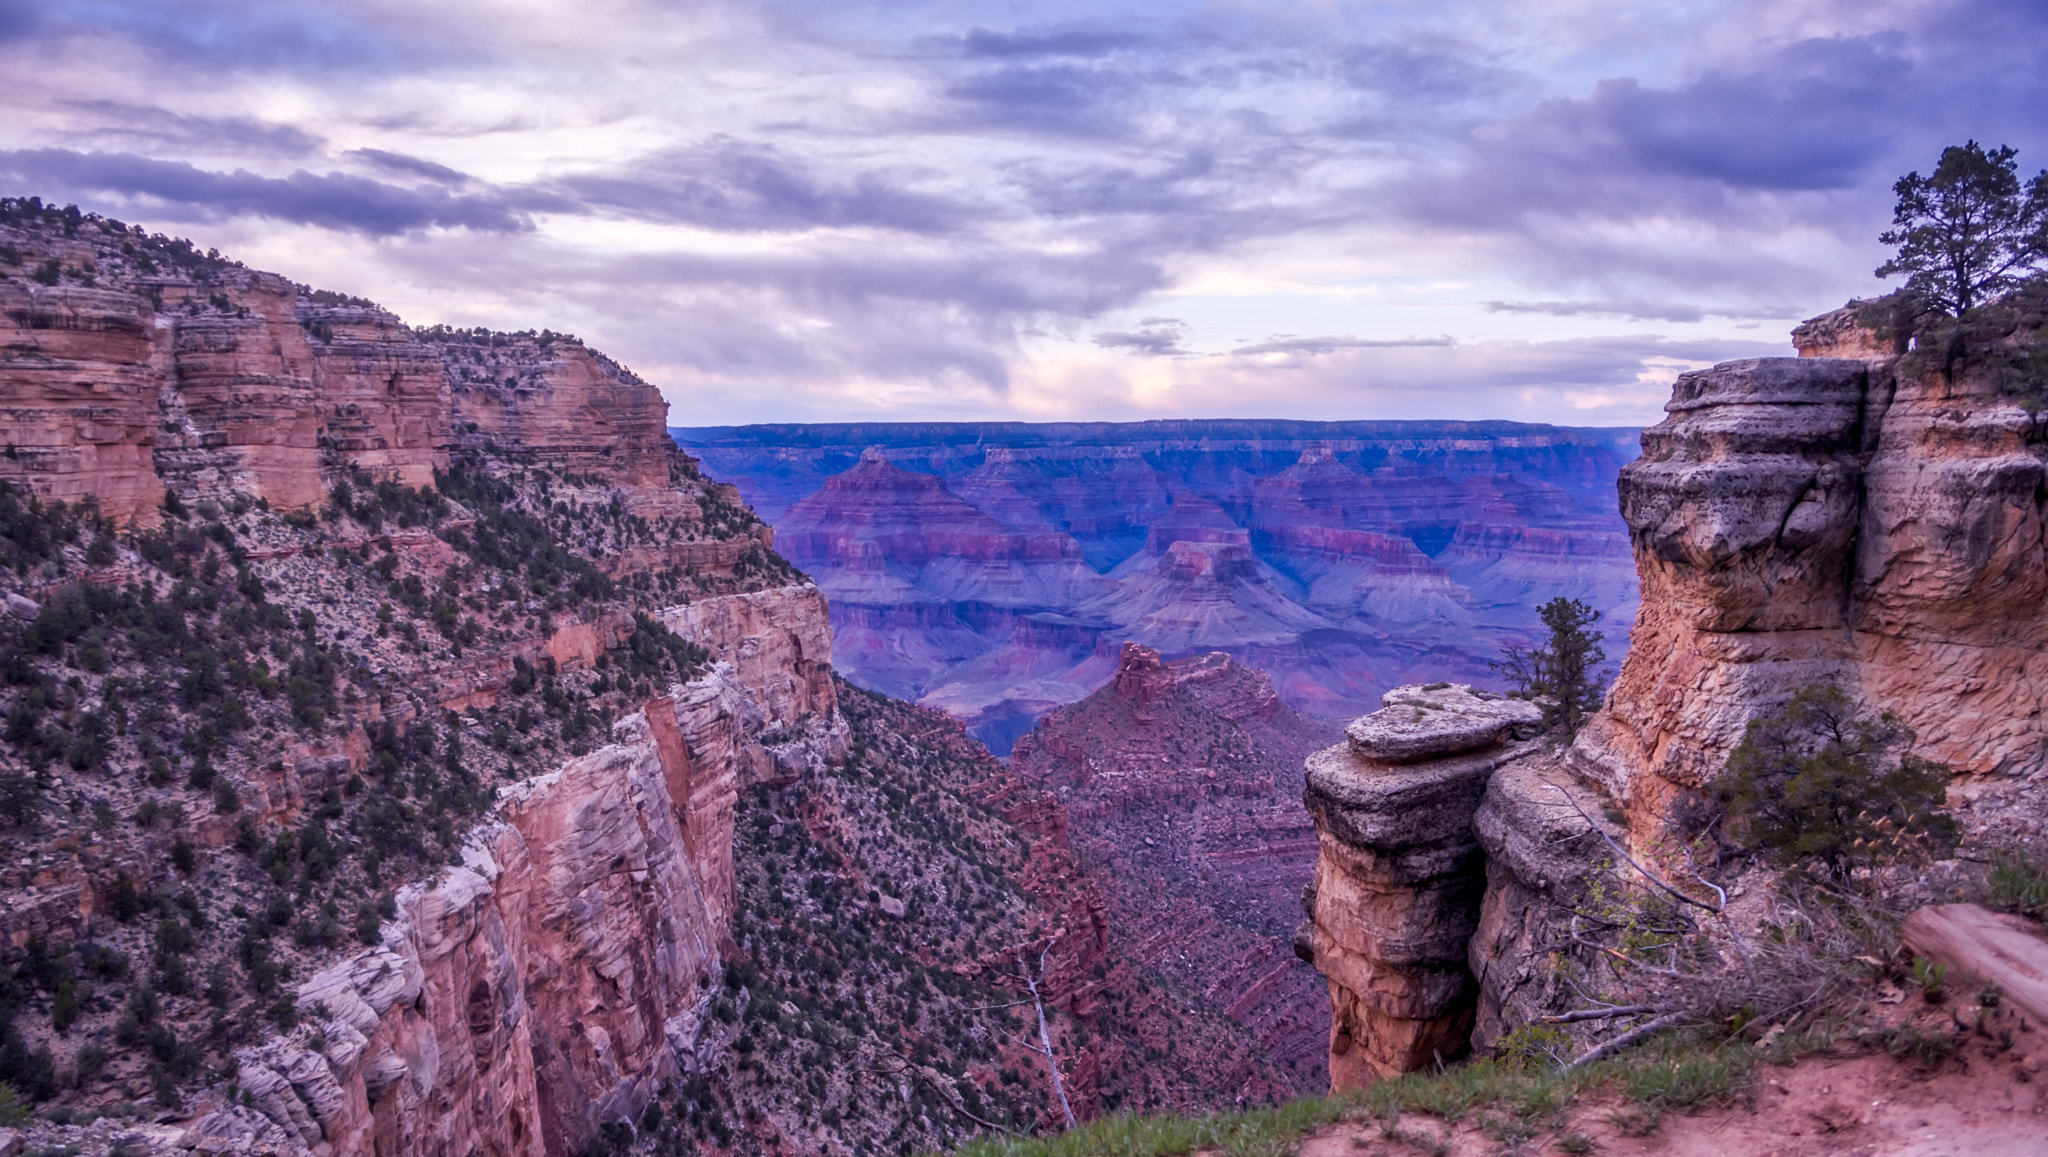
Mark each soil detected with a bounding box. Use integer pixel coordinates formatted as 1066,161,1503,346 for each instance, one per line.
1299,1031,2048,1156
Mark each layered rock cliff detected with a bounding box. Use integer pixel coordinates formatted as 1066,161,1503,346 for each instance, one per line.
0,199,834,1154
1304,295,2048,1088
1573,293,2048,834
1299,685,1541,1085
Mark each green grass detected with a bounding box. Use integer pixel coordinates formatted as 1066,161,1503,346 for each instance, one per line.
945,1033,1759,1157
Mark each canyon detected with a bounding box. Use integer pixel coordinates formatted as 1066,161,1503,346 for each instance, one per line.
675,421,1642,752
0,199,1365,1157
1009,643,1340,1094
1300,293,2048,1088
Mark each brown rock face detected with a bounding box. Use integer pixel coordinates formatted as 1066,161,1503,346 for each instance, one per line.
219,700,724,1157
0,280,165,519
1301,684,1540,1088
181,590,844,1157
0,219,709,527
1573,300,2048,830
432,329,678,492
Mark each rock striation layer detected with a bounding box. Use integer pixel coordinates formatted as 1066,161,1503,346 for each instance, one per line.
1301,685,1539,1086
1303,297,2048,1088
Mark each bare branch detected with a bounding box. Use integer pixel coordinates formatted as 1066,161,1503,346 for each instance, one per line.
1545,786,1723,914
1541,1004,1659,1024
1567,1011,1690,1070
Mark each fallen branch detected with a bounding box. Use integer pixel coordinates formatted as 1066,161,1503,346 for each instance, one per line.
1541,1004,1658,1024
1566,1011,1690,1070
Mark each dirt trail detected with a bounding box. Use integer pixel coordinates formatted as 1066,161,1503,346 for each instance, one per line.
1299,1043,2048,1156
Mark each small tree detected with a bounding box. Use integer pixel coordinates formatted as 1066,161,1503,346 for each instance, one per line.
1716,684,1956,882
1491,597,1608,736
1876,140,2048,315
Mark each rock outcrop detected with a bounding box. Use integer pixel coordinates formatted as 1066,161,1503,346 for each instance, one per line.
1304,296,2048,1087
1573,297,2048,835
184,670,774,1157
1301,685,1541,1086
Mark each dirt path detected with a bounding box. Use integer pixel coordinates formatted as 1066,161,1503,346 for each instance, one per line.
1299,1045,2048,1156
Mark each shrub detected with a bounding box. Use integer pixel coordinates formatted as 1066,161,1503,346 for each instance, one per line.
1715,684,1957,881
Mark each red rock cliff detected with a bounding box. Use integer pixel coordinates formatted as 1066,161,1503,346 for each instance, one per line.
1573,297,2048,832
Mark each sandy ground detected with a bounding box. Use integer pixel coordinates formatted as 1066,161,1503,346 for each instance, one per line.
1297,1006,2048,1157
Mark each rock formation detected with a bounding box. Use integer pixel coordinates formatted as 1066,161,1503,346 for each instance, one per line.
683,423,1639,750
0,200,836,1155
1573,295,2048,835
1299,684,1540,1085
1303,295,2048,1088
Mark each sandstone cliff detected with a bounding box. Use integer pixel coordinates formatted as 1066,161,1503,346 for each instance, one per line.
1573,293,2048,835
0,199,832,1154
1304,296,2048,1088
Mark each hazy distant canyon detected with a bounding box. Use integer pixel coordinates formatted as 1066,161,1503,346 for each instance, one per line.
673,421,1641,751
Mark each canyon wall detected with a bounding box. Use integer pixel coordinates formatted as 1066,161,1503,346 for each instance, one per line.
682,422,1638,751
1305,297,2048,1087
1572,297,2048,834
0,203,842,1153
184,621,837,1157
1009,644,1340,1093
0,219,687,528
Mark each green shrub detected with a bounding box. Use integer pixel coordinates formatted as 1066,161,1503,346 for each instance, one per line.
1716,684,1957,881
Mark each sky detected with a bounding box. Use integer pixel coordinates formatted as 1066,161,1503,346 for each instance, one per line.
2,0,2044,428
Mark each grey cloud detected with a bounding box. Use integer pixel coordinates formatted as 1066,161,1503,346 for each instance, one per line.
0,0,44,41
45,0,443,75
958,26,1142,59
1487,300,1797,323
0,149,536,235
544,140,966,235
62,101,326,157
1093,326,1187,356
1230,335,1454,357
348,148,471,186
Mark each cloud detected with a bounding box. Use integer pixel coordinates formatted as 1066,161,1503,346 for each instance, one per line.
0,0,43,42
1093,320,1188,356
38,0,442,74
1,0,2040,425
0,149,537,234
1229,335,1454,357
957,25,1142,59
347,148,470,186
59,101,325,157
1486,300,1796,323
542,140,966,234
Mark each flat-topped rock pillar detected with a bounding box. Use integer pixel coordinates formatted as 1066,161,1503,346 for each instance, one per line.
1301,683,1541,1089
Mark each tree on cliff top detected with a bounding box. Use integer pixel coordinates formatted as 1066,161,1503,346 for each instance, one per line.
1716,684,1956,884
1877,141,2048,316
1491,597,1607,737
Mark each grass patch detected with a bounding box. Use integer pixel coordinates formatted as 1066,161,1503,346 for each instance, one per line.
947,1032,1760,1157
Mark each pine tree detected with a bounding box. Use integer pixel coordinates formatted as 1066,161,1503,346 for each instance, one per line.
1490,597,1608,736
1876,141,2048,315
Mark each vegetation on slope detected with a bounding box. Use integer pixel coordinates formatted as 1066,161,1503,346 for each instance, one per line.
0,449,783,1114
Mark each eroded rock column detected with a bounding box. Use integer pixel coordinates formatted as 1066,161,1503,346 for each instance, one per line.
1302,684,1540,1089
